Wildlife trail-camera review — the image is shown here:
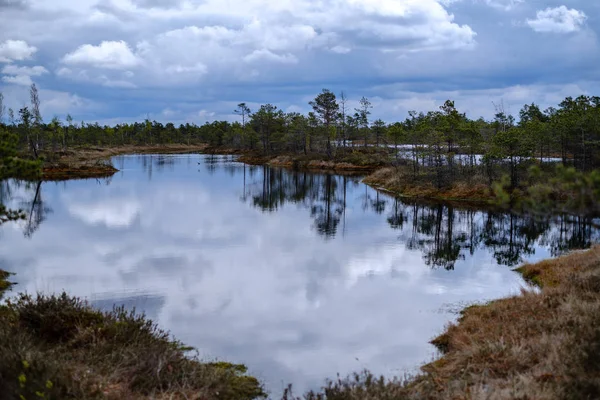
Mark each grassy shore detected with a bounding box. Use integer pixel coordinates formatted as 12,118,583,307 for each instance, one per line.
39,145,384,180
0,274,264,400
36,145,501,206
363,166,494,204
283,246,600,399
214,147,390,172
40,144,209,180
2,247,599,399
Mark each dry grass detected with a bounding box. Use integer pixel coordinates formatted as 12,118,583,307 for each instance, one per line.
239,148,390,172
363,167,492,203
0,288,265,400
284,246,600,399
40,144,209,180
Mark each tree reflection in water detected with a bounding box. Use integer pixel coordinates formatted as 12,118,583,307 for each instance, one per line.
2,156,599,270
237,163,600,268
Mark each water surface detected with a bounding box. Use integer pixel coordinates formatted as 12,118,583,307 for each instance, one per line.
0,154,597,396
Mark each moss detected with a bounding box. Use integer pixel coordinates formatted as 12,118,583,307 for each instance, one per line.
515,265,545,287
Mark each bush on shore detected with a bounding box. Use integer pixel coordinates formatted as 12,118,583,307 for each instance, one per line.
0,282,265,400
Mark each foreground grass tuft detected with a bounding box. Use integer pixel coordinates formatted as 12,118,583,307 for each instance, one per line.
0,290,265,400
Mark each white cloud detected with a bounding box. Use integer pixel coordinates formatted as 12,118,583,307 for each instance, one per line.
527,6,587,33
441,0,522,11
130,0,184,9
1,65,48,87
2,0,598,124
330,46,352,54
101,0,476,87
0,39,37,63
164,63,208,75
198,109,216,120
57,66,137,88
68,198,141,228
243,49,298,64
482,0,523,11
367,81,593,121
1,74,32,86
62,40,142,69
2,65,49,76
99,75,137,88
0,83,98,118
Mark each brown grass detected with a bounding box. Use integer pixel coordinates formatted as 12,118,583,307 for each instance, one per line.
363,167,492,203
238,148,390,172
40,144,209,181
284,246,600,399
0,289,265,400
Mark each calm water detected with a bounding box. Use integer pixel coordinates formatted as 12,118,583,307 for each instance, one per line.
1,154,598,396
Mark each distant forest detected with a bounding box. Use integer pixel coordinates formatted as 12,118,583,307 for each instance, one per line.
2,85,600,199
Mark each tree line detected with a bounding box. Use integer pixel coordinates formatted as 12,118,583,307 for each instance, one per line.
2,85,600,190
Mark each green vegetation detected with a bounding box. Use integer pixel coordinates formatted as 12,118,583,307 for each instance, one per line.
0,96,41,225
283,246,600,400
4,86,600,209
0,287,265,400
0,270,14,294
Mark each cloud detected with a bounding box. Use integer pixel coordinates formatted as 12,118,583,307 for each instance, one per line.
243,49,298,64
68,198,141,228
1,74,32,86
481,0,524,11
2,65,48,76
0,83,98,119
57,66,137,88
365,81,596,121
0,0,28,9
130,0,184,9
164,63,208,75
1,0,599,124
62,40,141,70
0,39,37,63
527,6,587,33
1,65,48,86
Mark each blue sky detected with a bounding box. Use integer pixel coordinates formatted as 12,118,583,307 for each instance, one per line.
0,0,598,124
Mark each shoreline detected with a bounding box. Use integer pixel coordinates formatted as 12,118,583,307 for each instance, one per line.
418,246,600,398
0,273,265,400
42,145,498,205
2,247,597,399
40,144,210,181
288,246,600,398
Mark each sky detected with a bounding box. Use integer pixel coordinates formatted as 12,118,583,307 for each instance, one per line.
0,0,598,125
